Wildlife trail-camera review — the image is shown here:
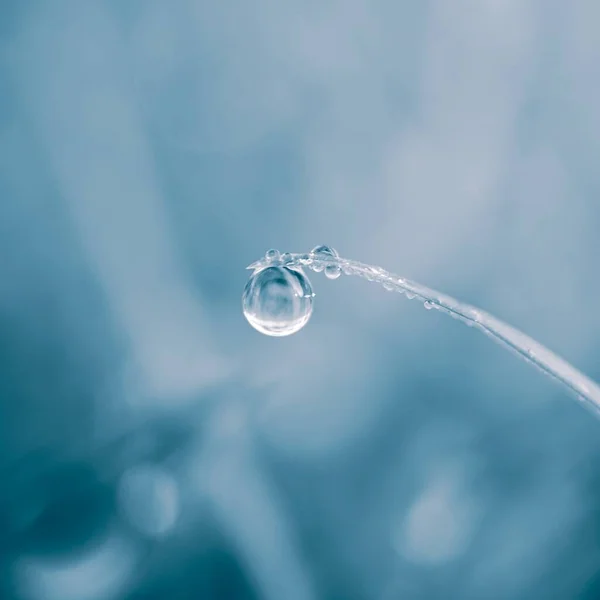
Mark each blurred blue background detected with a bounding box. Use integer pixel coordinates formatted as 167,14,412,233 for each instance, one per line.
2,1,600,598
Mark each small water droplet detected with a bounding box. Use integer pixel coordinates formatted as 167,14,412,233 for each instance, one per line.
280,252,293,264
324,264,342,280
383,281,394,291
310,244,339,258
242,266,313,336
265,249,280,262
298,253,312,265
406,292,416,300
310,245,339,274
424,301,433,310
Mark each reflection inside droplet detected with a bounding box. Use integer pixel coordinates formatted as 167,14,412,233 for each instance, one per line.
242,265,314,337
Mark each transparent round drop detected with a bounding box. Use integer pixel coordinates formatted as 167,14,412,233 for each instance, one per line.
310,244,339,259
242,266,314,336
265,248,280,262
324,264,341,279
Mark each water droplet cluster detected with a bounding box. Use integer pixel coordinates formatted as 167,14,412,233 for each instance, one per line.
242,245,345,336
308,245,341,280
241,246,600,418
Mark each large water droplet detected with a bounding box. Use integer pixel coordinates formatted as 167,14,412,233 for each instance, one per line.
243,266,314,336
